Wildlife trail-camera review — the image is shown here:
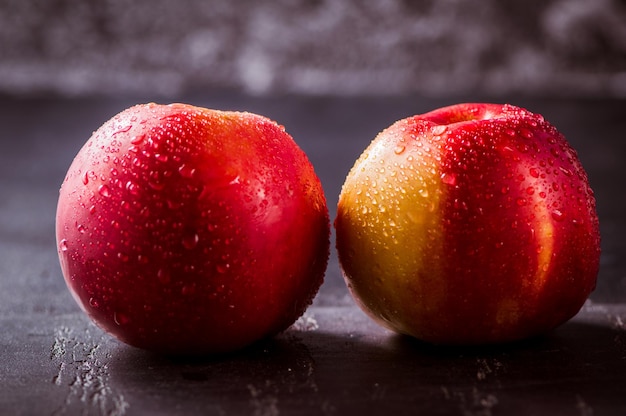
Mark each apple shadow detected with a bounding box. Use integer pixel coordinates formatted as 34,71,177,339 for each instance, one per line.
106,317,626,415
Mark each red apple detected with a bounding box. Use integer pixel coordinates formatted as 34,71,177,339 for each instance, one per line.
335,103,600,345
56,103,330,355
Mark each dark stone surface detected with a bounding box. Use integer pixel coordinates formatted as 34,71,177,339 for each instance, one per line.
1,93,626,414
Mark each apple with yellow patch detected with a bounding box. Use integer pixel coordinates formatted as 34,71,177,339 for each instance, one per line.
335,103,600,345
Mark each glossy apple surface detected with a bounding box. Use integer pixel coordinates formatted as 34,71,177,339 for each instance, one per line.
335,103,600,345
56,103,330,355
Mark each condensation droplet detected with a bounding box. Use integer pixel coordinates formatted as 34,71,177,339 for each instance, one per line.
59,239,69,252
113,311,130,326
441,172,457,186
394,145,406,155
216,264,230,274
432,125,448,135
418,188,429,198
179,164,196,178
113,125,132,136
98,184,111,198
551,209,565,221
82,171,89,185
126,181,139,195
182,233,199,249
157,268,170,284
77,224,86,233
130,135,145,145
529,167,540,178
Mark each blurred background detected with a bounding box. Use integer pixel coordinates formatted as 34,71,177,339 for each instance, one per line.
1,0,625,98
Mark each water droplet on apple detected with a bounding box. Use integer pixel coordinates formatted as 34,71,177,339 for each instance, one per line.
157,268,170,284
77,224,86,233
89,297,99,308
418,188,429,198
98,184,111,198
126,181,139,195
113,311,130,326
182,233,199,249
559,166,573,176
130,134,145,145
82,171,89,185
551,209,565,221
526,186,535,195
520,128,533,139
216,264,230,274
178,164,196,178
441,172,457,186
113,125,132,136
432,125,447,135
59,239,69,252
529,167,540,178
516,197,527,206
148,181,165,191
182,284,196,295
394,145,406,155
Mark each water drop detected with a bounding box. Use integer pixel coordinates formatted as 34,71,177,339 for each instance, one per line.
520,128,533,139
59,239,69,252
432,125,448,135
113,311,130,326
418,188,429,198
89,297,99,308
77,224,86,233
113,125,132,136
526,186,535,195
130,135,145,145
126,181,139,195
167,199,182,209
551,210,565,221
98,185,111,198
82,171,89,185
559,166,573,176
529,167,540,178
157,268,170,284
182,233,199,249
179,164,196,178
216,264,230,274
155,153,169,163
516,197,527,206
148,181,165,191
441,172,457,186
394,145,406,155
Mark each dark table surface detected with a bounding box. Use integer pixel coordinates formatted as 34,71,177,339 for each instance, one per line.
1,93,625,415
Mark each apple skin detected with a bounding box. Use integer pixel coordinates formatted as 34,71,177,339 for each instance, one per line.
335,103,600,345
56,103,330,355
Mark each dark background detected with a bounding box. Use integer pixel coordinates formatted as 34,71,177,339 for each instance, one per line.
2,1,626,415
0,0,625,98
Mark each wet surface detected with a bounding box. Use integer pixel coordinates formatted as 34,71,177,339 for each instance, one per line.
1,93,625,415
